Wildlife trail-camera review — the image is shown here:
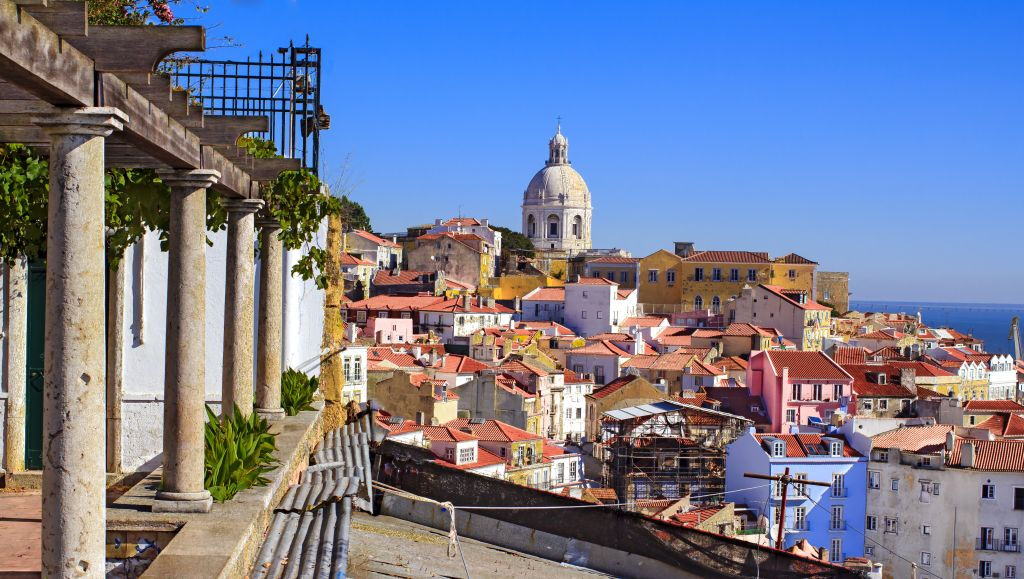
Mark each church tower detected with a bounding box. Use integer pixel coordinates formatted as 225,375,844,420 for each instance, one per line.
521,124,593,253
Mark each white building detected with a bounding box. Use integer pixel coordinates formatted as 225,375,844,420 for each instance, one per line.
418,296,515,345
521,286,566,324
339,345,368,404
563,277,639,338
727,284,831,351
565,340,632,386
559,374,595,443
521,124,592,253
859,425,1024,579
928,347,1018,400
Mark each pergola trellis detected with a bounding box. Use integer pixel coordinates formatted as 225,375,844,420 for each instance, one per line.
0,1,315,574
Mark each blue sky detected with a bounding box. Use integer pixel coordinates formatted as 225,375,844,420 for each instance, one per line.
198,1,1023,303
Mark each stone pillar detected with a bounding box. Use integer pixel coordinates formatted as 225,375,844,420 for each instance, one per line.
153,168,220,514
34,107,127,577
255,217,285,419
2,256,28,474
221,199,264,417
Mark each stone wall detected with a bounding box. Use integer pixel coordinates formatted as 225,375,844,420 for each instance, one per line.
816,272,850,314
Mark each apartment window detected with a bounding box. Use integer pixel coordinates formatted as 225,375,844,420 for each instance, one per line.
515,446,524,465
793,473,808,497
792,383,802,399
666,269,676,283
596,311,603,319
711,296,721,314
569,461,577,480
556,463,565,484
868,471,880,489
445,448,455,461
885,517,899,534
693,295,704,310
788,269,797,279
648,270,658,283
813,384,823,400
863,399,873,411
1005,527,1019,549
786,409,797,424
712,268,722,281
980,527,995,549
979,561,992,578
581,310,587,319
566,408,572,418
343,358,352,380
921,552,931,566
833,384,842,400
772,441,785,457
830,538,841,562
620,271,628,284
866,515,877,531
830,506,844,530
794,507,806,530
573,364,583,374
982,484,996,500
458,446,476,464
874,449,889,462
891,478,899,492
594,367,604,383
865,546,874,556
1014,487,1024,510
830,442,842,457
832,473,845,497
576,408,582,419
1007,565,1017,579
353,358,362,381
878,399,888,411
747,268,757,282
694,267,704,281
356,310,367,323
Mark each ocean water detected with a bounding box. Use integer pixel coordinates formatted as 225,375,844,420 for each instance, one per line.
850,301,1024,356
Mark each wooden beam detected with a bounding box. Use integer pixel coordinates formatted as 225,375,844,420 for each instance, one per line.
191,115,268,146
118,72,172,104
70,26,204,72
20,0,85,38
250,158,301,182
0,0,93,105
202,145,253,200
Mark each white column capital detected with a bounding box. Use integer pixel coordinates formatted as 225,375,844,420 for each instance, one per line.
33,107,128,137
222,198,265,215
157,168,221,190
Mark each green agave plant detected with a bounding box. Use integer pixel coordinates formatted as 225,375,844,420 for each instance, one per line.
281,368,318,417
204,405,279,502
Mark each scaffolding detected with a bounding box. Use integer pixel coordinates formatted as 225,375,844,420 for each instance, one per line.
600,401,750,510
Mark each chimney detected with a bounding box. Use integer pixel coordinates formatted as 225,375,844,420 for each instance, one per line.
514,296,521,313
463,296,471,312
673,242,695,257
411,345,423,359
434,218,443,225
429,349,439,366
960,441,975,468
487,297,496,308
478,295,485,308
945,431,955,452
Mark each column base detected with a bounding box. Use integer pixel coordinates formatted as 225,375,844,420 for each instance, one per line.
153,490,213,513
256,407,286,420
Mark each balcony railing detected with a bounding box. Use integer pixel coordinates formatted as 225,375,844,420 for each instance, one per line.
830,487,848,498
976,538,1020,552
829,520,847,531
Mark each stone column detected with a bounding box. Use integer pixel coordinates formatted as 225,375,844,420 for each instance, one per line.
2,256,28,474
153,168,220,514
255,217,285,419
221,199,264,417
34,107,127,577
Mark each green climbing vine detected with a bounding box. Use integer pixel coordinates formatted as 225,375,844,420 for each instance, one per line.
239,137,342,289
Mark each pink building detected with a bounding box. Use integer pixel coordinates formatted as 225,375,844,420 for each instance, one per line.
747,350,853,433
364,316,414,343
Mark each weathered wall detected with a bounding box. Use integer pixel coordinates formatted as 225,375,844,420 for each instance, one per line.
816,272,850,314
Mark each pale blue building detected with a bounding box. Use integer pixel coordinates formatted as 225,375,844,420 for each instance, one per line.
725,428,868,563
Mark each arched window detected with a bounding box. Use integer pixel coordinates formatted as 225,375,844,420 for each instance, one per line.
527,214,536,237
693,295,704,311
547,214,560,238
711,296,721,313
572,215,583,239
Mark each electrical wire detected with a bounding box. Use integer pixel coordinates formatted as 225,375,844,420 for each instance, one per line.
800,491,943,579
452,483,773,510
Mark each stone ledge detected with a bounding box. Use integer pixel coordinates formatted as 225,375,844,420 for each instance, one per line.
107,403,326,578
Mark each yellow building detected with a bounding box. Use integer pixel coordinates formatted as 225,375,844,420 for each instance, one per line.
481,271,564,301
638,245,818,315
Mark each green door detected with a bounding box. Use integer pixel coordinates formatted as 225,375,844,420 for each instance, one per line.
25,261,45,470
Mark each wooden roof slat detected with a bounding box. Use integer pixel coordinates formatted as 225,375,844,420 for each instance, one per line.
118,73,172,103
0,0,93,105
71,26,204,72
21,0,86,38
202,146,255,199
192,116,268,146
250,158,301,182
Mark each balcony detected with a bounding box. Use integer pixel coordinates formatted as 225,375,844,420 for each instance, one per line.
830,488,848,499
976,538,1020,552
829,521,847,531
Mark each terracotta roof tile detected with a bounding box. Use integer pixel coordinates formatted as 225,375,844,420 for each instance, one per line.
831,346,868,365
964,400,1024,413
572,277,619,286
841,364,916,397
436,448,507,471
871,425,953,453
763,351,852,381
497,358,550,377
759,285,831,311
948,438,1024,472
339,252,375,267
616,289,635,299
588,375,641,399
974,413,1024,438
372,269,434,286
351,229,399,248
773,253,818,265
673,504,729,527
587,256,640,264
621,316,667,328
569,340,632,357
421,296,514,314
443,418,541,442
680,250,771,264
345,295,445,311
420,425,477,442
522,287,565,301
753,433,861,458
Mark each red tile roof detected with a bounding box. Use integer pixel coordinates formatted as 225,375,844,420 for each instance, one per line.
871,425,953,453
374,411,425,435
367,347,421,369
421,296,514,314
688,359,725,377
841,364,916,397
442,217,482,227
867,346,907,360
569,340,632,358
759,285,831,311
658,334,694,347
515,320,575,336
572,276,619,286
497,358,550,377
339,252,374,267
715,356,748,372
673,504,730,527
948,438,1024,472
372,269,433,286
723,323,778,338
964,400,1024,413
621,316,667,328
859,329,907,340
351,229,399,248
831,346,868,365
773,253,817,265
752,433,861,458
443,418,541,442
436,447,507,471
432,354,488,374
523,287,565,301
407,372,458,400
974,413,1024,438
587,256,640,264
589,375,642,399
680,250,771,264
494,374,534,397
616,289,635,299
420,424,477,442
763,351,853,381
346,295,445,312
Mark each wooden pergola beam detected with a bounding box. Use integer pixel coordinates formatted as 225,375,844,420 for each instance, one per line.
22,0,86,38
72,26,205,72
250,158,301,182
192,115,268,146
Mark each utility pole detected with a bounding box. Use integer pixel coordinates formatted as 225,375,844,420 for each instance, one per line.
745,467,832,550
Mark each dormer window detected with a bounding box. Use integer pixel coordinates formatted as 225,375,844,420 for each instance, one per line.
877,374,886,385
773,442,785,457
830,441,842,457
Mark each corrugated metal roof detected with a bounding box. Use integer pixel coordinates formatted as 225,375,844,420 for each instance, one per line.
252,415,377,579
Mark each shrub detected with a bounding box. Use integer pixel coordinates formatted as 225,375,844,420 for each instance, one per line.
281,368,318,416
204,405,278,502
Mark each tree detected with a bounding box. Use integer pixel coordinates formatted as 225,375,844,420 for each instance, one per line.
492,225,534,262
338,195,371,232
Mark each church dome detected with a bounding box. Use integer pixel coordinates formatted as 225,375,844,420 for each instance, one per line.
522,125,591,206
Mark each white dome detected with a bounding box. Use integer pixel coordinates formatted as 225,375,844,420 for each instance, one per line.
523,164,590,206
